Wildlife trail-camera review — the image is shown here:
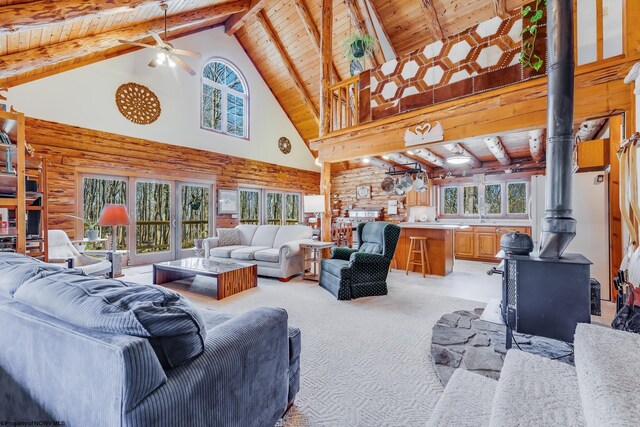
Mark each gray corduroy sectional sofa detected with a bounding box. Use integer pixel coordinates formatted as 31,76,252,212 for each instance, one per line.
0,253,300,427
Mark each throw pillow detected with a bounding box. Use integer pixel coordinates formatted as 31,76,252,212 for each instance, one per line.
14,273,207,368
218,228,241,246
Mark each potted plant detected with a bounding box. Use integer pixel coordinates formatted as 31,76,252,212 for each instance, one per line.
64,215,100,240
345,33,376,75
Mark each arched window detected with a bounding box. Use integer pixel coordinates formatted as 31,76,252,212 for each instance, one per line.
201,58,248,138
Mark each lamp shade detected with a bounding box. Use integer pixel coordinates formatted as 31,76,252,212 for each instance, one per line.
303,195,325,213
97,204,131,226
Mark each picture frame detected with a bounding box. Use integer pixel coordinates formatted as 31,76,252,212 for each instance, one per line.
356,185,371,199
218,189,238,214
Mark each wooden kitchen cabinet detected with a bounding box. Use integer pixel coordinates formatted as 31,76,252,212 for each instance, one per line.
475,228,498,258
454,231,474,258
455,225,532,261
405,187,431,207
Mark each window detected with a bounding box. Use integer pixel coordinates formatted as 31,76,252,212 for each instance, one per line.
82,176,128,250
484,184,502,215
440,180,528,217
443,187,458,215
239,188,301,225
285,194,301,225
462,185,479,215
507,182,528,214
239,189,260,224
202,58,248,138
266,192,284,225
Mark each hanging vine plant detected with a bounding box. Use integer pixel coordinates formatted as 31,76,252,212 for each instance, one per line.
345,32,377,76
519,0,547,72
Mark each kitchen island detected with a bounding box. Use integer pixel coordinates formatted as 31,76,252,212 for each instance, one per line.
393,223,469,276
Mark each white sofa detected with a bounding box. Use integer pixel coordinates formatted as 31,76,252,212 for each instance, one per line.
427,323,640,427
203,225,313,280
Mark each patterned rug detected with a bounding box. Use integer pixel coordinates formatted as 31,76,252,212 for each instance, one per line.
126,270,483,426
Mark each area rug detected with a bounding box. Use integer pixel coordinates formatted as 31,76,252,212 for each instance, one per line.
125,270,483,426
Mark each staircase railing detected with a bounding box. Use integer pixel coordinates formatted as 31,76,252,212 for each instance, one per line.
329,75,359,132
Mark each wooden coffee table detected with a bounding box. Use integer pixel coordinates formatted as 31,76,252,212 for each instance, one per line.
153,258,257,299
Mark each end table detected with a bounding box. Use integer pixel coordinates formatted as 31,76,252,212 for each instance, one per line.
300,241,335,281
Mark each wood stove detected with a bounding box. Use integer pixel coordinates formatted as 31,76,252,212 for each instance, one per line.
501,252,592,347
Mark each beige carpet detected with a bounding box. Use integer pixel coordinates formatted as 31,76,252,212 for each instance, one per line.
126,269,483,426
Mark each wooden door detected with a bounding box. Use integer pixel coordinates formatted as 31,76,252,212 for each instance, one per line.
455,231,474,257
418,189,430,206
476,230,498,259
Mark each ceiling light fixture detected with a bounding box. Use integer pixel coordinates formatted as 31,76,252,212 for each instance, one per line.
362,157,371,164
446,155,471,165
406,150,415,155
382,154,390,160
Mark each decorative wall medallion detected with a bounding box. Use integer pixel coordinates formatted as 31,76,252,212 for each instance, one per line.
278,136,292,154
404,121,444,146
356,185,371,199
115,83,161,125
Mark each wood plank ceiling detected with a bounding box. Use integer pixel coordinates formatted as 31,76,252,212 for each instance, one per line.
0,0,528,148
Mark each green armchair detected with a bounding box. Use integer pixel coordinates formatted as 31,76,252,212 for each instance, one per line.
319,222,401,300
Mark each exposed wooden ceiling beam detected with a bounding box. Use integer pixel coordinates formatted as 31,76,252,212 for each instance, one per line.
0,0,248,81
386,152,429,172
225,0,266,35
343,0,384,66
490,0,508,17
413,147,445,167
483,137,512,165
528,129,545,162
368,156,394,170
256,10,320,124
0,0,183,34
443,143,482,168
420,0,444,40
292,0,341,82
363,0,397,60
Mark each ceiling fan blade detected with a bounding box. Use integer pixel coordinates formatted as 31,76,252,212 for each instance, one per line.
119,40,156,49
171,48,202,58
171,54,196,76
148,31,167,47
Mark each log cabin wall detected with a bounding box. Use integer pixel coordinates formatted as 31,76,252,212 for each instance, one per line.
331,166,407,222
25,118,320,239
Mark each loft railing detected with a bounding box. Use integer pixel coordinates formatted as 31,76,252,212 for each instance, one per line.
329,75,359,133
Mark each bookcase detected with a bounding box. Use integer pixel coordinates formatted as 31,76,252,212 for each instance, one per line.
0,110,48,260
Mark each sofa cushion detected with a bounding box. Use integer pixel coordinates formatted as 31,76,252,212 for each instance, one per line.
0,262,74,298
236,225,259,245
321,258,350,277
359,222,386,254
251,225,281,247
201,309,234,330
230,246,270,261
210,245,248,258
273,225,313,248
359,242,383,254
254,248,281,263
13,274,207,368
217,228,241,246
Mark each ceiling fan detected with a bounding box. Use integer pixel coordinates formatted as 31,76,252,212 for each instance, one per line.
118,3,201,76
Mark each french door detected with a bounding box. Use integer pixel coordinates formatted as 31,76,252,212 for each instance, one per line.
176,182,212,259
130,179,175,265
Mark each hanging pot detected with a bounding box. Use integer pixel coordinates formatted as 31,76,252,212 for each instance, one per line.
400,172,413,191
393,177,405,196
381,176,394,193
351,40,366,58
350,59,363,76
413,173,425,192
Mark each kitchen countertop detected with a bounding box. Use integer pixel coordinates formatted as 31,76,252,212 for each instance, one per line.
399,223,471,229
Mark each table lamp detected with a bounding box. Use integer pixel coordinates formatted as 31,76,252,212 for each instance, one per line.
98,204,131,253
304,195,325,238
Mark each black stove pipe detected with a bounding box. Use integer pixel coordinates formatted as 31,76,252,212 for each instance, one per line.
539,0,577,258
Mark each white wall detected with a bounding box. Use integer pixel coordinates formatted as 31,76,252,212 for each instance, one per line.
9,27,319,172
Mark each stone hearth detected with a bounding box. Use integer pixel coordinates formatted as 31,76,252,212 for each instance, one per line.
430,309,575,386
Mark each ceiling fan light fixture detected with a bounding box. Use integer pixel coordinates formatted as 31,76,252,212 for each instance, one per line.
362,157,371,164
168,58,176,68
446,155,471,165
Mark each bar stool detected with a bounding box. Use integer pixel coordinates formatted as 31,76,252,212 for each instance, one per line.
389,257,398,272
405,236,431,277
